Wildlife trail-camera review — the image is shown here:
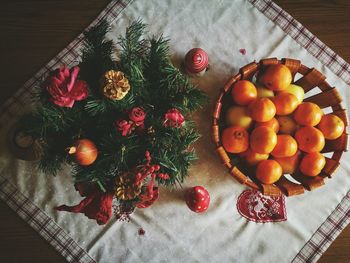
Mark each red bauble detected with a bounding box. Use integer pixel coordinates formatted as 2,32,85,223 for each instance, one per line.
184,48,209,75
69,139,98,166
185,186,210,213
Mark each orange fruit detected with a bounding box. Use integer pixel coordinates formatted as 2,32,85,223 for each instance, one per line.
225,106,253,129
250,126,277,154
240,149,269,166
317,114,345,140
259,64,292,91
294,102,323,126
300,152,326,176
274,151,301,174
277,84,304,103
248,98,276,122
295,126,325,153
271,93,299,116
276,116,298,135
231,80,257,105
254,117,279,133
222,126,249,153
271,134,298,158
256,86,274,98
256,160,283,184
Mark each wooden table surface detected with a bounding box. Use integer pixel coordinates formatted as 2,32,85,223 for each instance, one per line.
0,0,349,262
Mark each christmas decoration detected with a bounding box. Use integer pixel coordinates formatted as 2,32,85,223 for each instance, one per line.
185,186,210,213
184,48,209,76
115,172,142,200
164,108,185,128
20,20,206,224
138,228,146,236
55,182,114,225
101,70,130,100
46,66,89,108
68,139,98,166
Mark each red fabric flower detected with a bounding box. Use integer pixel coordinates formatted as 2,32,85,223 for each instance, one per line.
46,66,88,108
55,183,114,225
164,108,185,128
116,119,133,136
129,107,146,126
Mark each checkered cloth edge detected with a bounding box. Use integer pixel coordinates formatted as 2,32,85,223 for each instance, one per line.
249,0,350,85
249,0,350,261
0,0,132,262
292,191,350,263
0,175,96,263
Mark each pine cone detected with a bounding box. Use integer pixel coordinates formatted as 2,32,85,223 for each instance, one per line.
101,70,130,101
115,172,141,200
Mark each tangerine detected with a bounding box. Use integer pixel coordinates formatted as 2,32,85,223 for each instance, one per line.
277,84,304,103
317,114,345,140
256,86,274,98
231,80,257,106
271,134,298,158
276,116,298,134
274,151,301,174
256,159,283,184
240,149,269,166
248,98,276,122
271,93,299,115
295,126,325,153
294,102,323,126
222,126,249,153
250,126,277,154
260,64,292,91
225,106,253,129
300,152,326,176
254,117,279,133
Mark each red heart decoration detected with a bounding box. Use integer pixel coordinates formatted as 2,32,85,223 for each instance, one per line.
236,189,287,223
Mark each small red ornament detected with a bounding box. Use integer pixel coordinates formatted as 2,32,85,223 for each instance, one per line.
185,186,210,213
184,48,209,76
68,139,98,166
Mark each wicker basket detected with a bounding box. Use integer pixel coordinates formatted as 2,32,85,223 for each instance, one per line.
212,57,349,196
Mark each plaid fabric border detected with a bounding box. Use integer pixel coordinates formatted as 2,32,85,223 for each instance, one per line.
249,0,350,261
0,176,96,263
292,191,350,263
249,0,350,85
0,0,133,261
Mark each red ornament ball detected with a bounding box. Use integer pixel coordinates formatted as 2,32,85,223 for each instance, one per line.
184,48,209,75
185,186,210,213
69,139,98,166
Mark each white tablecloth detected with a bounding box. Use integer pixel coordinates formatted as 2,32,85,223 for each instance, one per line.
0,0,349,262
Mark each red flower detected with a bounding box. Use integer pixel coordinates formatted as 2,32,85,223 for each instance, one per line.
55,183,114,225
116,119,133,136
164,108,185,128
129,107,146,126
46,66,88,108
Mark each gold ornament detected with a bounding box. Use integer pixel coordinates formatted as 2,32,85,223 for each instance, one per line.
101,70,130,100
115,172,141,200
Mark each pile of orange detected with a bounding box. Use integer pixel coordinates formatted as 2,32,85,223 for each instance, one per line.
221,64,345,185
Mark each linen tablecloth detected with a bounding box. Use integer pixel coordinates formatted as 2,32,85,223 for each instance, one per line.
1,0,350,262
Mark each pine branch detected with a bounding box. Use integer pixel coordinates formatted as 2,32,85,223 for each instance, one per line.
79,20,115,96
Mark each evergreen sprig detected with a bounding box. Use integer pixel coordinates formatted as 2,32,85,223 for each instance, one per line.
22,20,207,194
